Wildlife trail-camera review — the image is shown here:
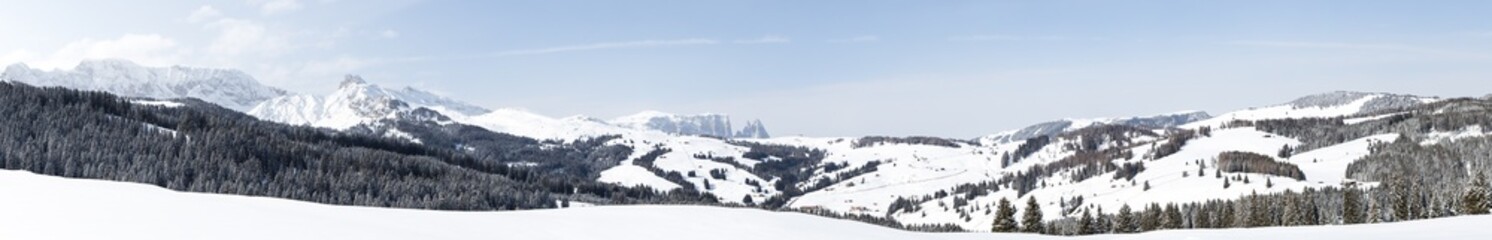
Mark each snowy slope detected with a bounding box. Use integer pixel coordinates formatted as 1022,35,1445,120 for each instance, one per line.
248,75,489,130
746,93,1440,231
457,109,778,202
978,111,1210,145
1,59,286,111
1185,91,1438,129
885,126,1404,230
3,169,1490,240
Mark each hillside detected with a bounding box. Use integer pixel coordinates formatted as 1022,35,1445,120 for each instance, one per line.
2,169,1489,240
0,82,711,211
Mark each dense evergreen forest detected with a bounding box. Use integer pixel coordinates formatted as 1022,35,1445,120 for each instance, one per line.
0,82,716,210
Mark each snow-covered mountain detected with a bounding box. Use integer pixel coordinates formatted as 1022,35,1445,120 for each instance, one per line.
736,119,771,138
977,111,1212,145
248,75,489,130
609,111,772,138
0,59,286,111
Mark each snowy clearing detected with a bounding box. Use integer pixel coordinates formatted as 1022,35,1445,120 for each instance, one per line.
128,99,184,108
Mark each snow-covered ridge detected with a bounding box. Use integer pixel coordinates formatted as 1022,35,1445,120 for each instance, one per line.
1,59,287,111
3,169,1488,240
978,110,1211,145
1185,91,1438,129
249,75,490,130
610,110,772,138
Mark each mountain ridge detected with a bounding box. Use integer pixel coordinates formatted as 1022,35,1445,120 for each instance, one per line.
1,59,287,111
609,110,773,139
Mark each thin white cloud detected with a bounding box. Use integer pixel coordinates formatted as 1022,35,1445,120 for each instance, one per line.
205,18,291,57
249,0,303,15
1224,40,1491,59
948,35,1068,42
3,34,187,70
494,38,720,56
826,35,879,43
733,36,790,44
187,5,223,23
380,29,399,39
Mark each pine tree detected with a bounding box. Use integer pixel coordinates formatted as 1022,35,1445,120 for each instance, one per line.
1199,161,1207,177
1021,197,1044,233
1282,194,1302,226
1114,204,1136,233
1392,178,1413,221
992,197,1018,232
1300,189,1321,225
1095,206,1110,233
1368,201,1382,223
1194,203,1213,228
1462,173,1490,215
1163,204,1184,229
1139,203,1161,231
1343,185,1365,224
1246,193,1270,227
1217,202,1236,227
1078,209,1096,235
1278,144,1293,158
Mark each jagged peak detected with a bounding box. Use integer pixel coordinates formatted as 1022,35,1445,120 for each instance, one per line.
340,75,368,88
4,62,31,72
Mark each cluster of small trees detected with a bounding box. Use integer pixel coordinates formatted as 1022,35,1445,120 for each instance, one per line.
990,197,1045,233
1148,129,1197,160
727,141,834,208
1059,124,1156,153
1216,151,1306,180
1007,136,1053,165
852,136,965,148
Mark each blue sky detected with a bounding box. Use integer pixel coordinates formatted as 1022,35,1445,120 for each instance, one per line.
3,1,1491,138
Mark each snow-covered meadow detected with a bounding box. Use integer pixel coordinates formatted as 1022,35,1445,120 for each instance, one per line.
2,170,1488,240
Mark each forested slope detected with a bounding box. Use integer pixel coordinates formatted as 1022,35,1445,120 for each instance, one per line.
0,82,712,210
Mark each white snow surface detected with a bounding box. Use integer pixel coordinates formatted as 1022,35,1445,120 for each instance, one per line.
3,169,1491,240
1184,92,1438,129
1420,125,1489,145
